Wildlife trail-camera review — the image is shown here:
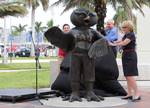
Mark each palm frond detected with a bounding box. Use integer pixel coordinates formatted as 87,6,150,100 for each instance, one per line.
55,0,92,14
40,0,49,11
107,0,118,10
0,2,28,17
51,0,64,7
131,0,144,15
62,0,78,13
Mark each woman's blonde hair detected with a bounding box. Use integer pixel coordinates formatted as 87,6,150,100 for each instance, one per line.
121,20,134,32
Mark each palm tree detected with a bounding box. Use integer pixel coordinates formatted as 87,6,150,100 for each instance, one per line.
43,19,54,42
9,24,27,61
46,19,54,28
113,6,137,33
113,6,129,26
15,0,49,56
0,1,27,64
52,0,150,35
11,24,27,47
35,21,46,33
11,24,27,36
35,21,47,44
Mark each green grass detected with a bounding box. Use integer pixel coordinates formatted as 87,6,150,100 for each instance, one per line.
0,56,58,60
0,62,49,70
0,63,51,89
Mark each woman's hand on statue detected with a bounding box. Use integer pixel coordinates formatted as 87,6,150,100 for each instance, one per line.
114,40,122,43
108,41,117,46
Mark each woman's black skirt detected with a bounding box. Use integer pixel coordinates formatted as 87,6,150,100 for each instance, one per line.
122,51,138,76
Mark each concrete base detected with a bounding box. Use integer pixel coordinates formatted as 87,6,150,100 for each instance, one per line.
41,97,128,108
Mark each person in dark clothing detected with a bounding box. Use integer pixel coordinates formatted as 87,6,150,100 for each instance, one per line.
35,47,41,69
114,20,141,102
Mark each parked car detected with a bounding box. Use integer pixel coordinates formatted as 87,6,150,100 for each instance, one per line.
15,47,31,57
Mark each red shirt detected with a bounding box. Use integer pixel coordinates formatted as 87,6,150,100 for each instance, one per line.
58,48,66,57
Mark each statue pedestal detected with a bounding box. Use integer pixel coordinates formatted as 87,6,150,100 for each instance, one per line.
41,97,127,108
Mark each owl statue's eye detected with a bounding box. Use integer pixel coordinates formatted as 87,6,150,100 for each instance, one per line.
79,13,86,18
89,13,95,17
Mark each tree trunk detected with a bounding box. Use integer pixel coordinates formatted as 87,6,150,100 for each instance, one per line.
127,9,133,20
94,0,107,35
2,17,8,64
30,7,36,57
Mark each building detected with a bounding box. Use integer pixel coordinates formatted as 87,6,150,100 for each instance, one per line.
137,6,150,63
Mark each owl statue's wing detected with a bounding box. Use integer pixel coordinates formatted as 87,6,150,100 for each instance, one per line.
88,38,109,58
44,26,75,52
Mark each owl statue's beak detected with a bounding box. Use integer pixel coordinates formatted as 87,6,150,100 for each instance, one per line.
84,16,90,20
84,16,90,24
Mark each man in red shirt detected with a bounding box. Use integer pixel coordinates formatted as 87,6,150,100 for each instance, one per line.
58,24,70,71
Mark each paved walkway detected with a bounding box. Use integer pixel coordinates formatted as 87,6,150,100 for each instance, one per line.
0,87,150,108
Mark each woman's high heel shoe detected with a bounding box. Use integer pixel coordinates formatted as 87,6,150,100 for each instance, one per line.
132,96,141,102
121,96,132,100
